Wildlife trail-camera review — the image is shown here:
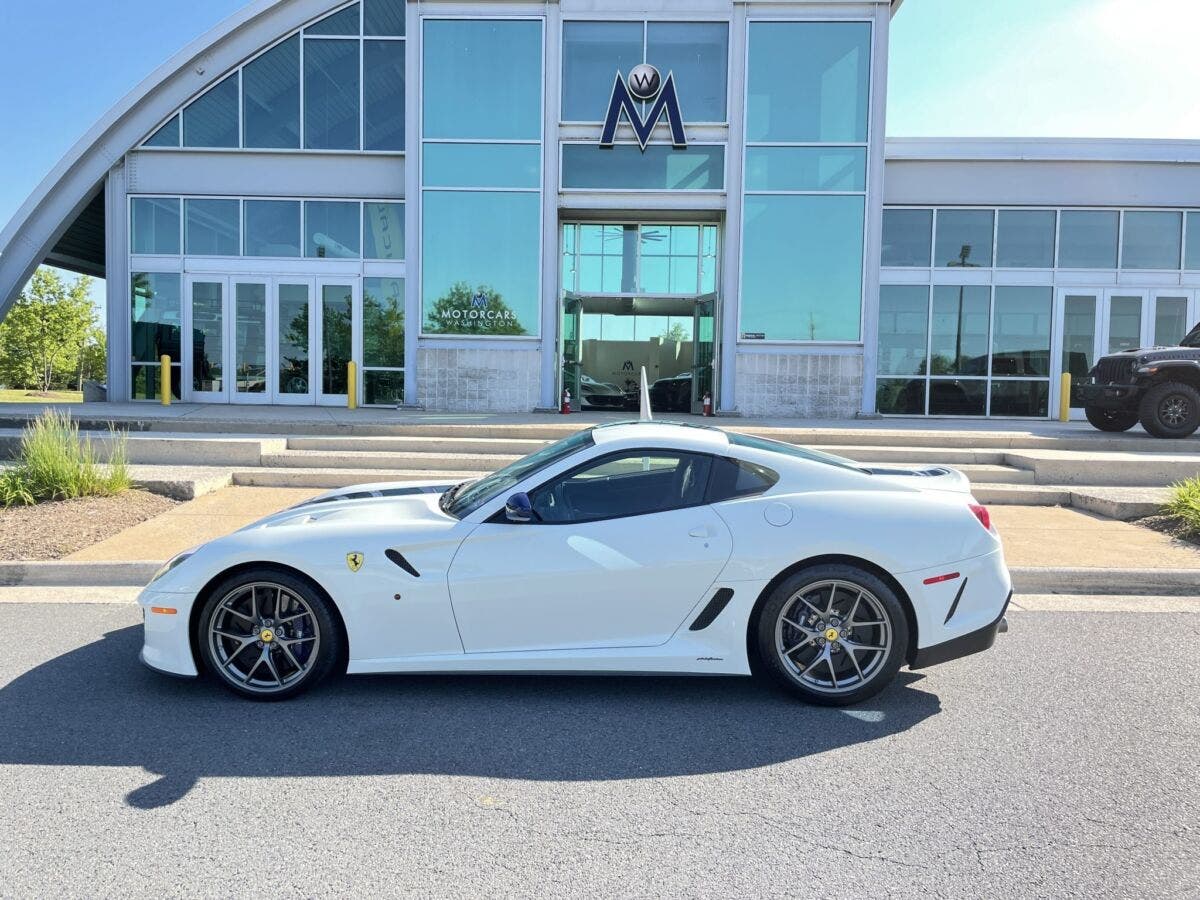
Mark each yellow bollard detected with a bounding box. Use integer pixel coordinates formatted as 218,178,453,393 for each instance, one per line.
160,354,171,406
1059,372,1071,422
347,361,358,410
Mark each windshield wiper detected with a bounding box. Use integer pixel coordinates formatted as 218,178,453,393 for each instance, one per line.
438,479,473,514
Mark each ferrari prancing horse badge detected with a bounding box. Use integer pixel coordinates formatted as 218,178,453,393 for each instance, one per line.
346,552,364,573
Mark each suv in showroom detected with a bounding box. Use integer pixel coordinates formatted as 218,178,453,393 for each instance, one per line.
1079,321,1200,438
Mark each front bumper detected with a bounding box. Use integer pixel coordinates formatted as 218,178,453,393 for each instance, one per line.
138,588,200,677
911,592,1012,669
1077,382,1140,409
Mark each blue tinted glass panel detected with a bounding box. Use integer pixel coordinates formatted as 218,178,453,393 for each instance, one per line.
1187,212,1200,270
306,3,359,35
996,209,1055,268
183,73,239,148
144,115,179,148
561,144,724,190
423,143,541,188
877,285,929,376
646,22,728,123
746,22,871,143
740,195,865,341
364,39,405,150
131,272,182,363
364,0,404,36
882,209,932,267
363,202,404,260
931,285,990,376
935,209,994,268
304,39,360,149
243,36,300,149
305,201,361,258
992,285,1052,377
1058,211,1118,268
422,191,540,335
561,21,642,121
363,277,405,368
185,199,240,256
244,200,301,257
131,198,180,255
423,20,542,140
745,147,866,191
1122,211,1182,270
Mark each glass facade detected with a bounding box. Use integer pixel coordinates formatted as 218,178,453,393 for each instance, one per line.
562,224,718,296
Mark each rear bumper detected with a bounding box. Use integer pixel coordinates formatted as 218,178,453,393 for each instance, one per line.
910,592,1011,669
1077,382,1140,408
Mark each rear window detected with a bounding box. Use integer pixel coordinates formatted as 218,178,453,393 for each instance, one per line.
707,457,779,502
727,432,867,473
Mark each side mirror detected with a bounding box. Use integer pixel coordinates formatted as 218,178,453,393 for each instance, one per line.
505,492,535,524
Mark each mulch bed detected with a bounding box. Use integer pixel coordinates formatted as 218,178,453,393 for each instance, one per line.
0,491,179,561
1133,514,1200,549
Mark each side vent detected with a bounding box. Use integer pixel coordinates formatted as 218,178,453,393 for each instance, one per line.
944,578,968,624
385,549,421,578
689,588,734,631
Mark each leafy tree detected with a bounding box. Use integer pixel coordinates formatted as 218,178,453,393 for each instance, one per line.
659,322,690,343
78,326,107,388
0,268,97,392
423,282,528,336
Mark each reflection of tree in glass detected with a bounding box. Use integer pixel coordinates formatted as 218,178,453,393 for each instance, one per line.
280,300,310,394
659,322,689,343
322,290,352,394
364,284,404,368
424,282,527,336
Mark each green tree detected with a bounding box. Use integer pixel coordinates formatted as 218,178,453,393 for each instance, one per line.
78,326,107,388
659,322,690,343
423,282,528,336
0,268,97,392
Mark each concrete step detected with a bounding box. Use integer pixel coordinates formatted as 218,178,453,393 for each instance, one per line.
1005,449,1200,487
0,429,286,466
971,484,1074,506
823,445,1008,465
232,468,486,488
286,435,549,455
261,449,520,471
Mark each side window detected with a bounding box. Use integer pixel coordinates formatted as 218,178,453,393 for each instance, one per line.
530,451,712,523
706,457,779,503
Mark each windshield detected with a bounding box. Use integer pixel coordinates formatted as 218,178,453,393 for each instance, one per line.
440,428,596,519
1181,322,1200,348
727,432,868,473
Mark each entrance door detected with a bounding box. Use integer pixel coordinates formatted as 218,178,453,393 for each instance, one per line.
316,280,357,406
691,292,717,415
230,279,271,404
275,279,316,405
1149,290,1195,347
1057,290,1101,419
561,292,584,411
186,276,227,402
1102,291,1148,355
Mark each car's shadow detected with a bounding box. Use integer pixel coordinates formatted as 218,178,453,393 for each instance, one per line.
0,626,941,809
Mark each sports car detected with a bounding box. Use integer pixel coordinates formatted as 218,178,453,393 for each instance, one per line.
138,421,1011,705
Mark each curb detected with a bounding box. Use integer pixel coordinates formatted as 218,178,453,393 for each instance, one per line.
1009,566,1199,597
0,561,160,588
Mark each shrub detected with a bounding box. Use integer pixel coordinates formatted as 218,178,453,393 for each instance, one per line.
1164,476,1200,535
0,409,131,507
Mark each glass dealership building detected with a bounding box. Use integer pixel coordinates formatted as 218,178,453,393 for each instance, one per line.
2,0,1199,420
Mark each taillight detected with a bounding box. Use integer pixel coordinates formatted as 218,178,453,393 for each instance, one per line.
968,503,992,532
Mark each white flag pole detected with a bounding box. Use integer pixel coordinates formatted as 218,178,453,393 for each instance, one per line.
639,366,653,421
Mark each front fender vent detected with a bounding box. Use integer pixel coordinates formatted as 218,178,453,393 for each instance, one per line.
385,549,421,578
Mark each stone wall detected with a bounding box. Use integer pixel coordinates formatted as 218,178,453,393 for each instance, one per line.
733,352,863,418
415,346,541,412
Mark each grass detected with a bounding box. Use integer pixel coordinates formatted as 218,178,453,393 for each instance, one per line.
0,389,82,403
0,409,131,507
1164,476,1200,536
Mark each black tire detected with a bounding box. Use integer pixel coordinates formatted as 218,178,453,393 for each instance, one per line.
756,564,909,707
196,568,342,701
1084,406,1139,432
1138,381,1200,439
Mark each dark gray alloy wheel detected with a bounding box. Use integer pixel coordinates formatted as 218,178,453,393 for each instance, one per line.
197,569,341,701
757,564,909,707
1138,381,1200,439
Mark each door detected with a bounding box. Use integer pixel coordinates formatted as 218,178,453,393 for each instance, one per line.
1102,290,1148,354
690,292,717,414
561,292,584,411
275,279,315,404
1149,291,1194,348
1057,290,1101,420
447,450,734,652
230,279,271,403
316,280,356,406
185,276,227,402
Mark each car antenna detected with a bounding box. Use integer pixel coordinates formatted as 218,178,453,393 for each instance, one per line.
639,366,653,421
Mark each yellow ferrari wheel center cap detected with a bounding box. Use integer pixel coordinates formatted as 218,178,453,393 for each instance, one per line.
260,629,275,643
824,628,840,642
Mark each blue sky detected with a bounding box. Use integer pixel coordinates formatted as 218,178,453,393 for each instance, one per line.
1,0,1198,306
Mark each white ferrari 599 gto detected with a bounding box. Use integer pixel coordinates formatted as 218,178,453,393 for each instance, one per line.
139,421,1011,705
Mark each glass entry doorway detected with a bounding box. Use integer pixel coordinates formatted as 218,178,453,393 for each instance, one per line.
1055,288,1198,419
560,292,718,415
182,275,360,405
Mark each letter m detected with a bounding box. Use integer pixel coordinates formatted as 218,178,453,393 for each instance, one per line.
599,73,687,151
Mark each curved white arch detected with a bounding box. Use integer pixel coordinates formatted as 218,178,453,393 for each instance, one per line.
0,0,346,317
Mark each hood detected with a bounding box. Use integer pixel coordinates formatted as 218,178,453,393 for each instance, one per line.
242,479,461,534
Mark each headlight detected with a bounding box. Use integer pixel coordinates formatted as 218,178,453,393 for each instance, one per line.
151,549,197,584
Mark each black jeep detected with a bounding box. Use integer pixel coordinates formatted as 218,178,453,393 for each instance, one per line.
1079,321,1200,438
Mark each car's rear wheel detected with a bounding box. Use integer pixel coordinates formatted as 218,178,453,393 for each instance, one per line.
1084,406,1139,432
1138,381,1200,439
756,564,908,706
197,569,341,701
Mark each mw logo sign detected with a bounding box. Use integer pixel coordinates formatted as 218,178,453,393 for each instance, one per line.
600,64,686,151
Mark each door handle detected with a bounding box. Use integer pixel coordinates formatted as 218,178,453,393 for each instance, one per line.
689,526,710,538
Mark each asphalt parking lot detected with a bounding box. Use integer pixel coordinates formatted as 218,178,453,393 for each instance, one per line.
0,597,1196,898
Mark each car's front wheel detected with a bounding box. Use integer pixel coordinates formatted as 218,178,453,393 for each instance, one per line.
756,564,909,706
1084,406,1139,432
197,569,342,700
1138,381,1200,439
